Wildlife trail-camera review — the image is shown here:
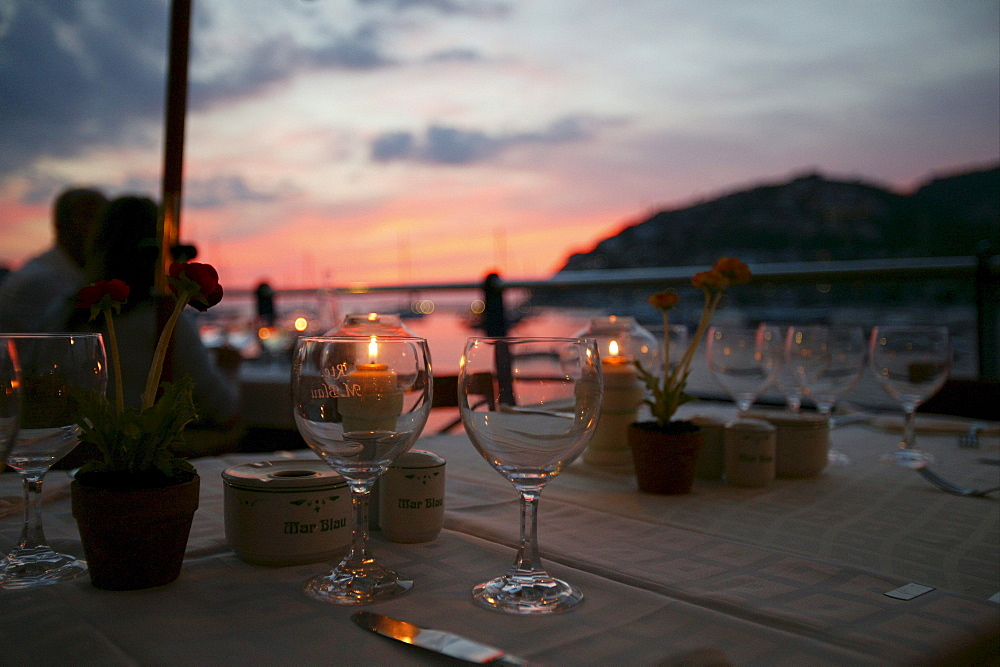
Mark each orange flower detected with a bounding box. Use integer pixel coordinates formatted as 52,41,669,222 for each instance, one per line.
647,290,680,312
639,257,751,425
691,269,730,293
713,257,752,286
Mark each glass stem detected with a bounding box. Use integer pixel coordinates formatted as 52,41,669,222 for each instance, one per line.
512,490,544,576
343,485,373,570
18,473,47,550
902,407,916,451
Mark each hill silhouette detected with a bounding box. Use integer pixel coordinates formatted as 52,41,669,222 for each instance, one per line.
556,164,998,273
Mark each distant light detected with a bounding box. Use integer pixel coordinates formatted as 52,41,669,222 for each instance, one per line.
258,327,271,340
471,299,485,315
294,317,308,332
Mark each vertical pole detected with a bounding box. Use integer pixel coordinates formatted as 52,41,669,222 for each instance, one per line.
483,272,508,338
975,245,998,380
482,273,513,404
156,0,192,387
158,0,192,290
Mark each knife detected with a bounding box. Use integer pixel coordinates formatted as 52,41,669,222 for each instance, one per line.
351,611,528,665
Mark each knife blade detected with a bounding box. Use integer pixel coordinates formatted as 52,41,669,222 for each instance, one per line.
351,611,528,665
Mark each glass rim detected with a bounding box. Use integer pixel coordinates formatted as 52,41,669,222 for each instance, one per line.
0,332,103,339
466,336,597,344
296,335,428,344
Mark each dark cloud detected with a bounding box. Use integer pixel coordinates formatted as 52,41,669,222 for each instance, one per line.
372,132,416,161
355,0,511,18
0,1,169,178
188,21,395,110
113,174,290,209
183,175,290,208
370,116,613,164
423,47,488,63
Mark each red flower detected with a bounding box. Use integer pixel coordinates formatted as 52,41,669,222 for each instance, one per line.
168,262,223,311
169,262,219,296
713,257,752,286
188,284,224,312
691,269,730,293
647,290,680,312
74,279,130,312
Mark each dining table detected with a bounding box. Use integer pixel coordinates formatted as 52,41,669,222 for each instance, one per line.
0,403,997,666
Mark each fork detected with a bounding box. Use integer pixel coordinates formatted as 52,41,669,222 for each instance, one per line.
916,467,1000,498
958,422,987,449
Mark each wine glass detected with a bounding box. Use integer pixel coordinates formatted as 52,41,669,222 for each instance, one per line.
785,325,865,466
291,335,432,604
869,326,951,468
757,328,802,412
1,333,107,589
706,325,777,416
0,338,21,467
459,337,602,614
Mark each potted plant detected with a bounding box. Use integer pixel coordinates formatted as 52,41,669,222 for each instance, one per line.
69,262,224,590
629,257,752,494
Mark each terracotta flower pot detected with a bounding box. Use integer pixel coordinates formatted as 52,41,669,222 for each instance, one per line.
627,421,702,494
71,472,200,591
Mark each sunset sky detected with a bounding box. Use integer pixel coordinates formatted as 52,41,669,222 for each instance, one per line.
1,0,998,290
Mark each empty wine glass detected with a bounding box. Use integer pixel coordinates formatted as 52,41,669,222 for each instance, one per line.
0,338,20,467
292,335,432,604
459,337,602,614
785,325,865,466
1,333,107,589
869,326,951,468
706,325,777,416
757,327,802,412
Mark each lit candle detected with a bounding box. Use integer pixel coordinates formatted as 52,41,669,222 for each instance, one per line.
339,336,404,433
586,339,645,468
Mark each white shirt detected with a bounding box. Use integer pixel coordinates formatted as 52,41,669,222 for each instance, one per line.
104,303,240,427
0,247,86,332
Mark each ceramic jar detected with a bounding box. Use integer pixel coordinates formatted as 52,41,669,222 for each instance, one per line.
724,418,776,487
747,410,830,478
379,449,446,543
223,460,352,566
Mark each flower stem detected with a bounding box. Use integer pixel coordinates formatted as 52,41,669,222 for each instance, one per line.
662,309,670,375
103,308,124,415
142,291,190,410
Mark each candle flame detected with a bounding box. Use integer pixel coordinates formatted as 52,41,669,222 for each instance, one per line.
368,336,378,363
608,340,620,357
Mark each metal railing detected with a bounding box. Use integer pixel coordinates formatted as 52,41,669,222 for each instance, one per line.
240,253,1000,379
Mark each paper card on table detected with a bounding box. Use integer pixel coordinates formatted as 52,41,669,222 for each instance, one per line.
884,583,935,600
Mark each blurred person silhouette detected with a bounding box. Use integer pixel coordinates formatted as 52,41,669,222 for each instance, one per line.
62,196,242,453
255,281,276,327
0,187,107,332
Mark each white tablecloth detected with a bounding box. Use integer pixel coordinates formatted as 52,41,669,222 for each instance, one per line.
0,406,997,665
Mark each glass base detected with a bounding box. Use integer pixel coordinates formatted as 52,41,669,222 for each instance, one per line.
882,448,934,469
0,548,87,589
828,448,851,467
472,573,583,614
303,562,412,605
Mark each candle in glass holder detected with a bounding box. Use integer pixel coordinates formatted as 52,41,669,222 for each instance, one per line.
585,340,645,469
339,337,404,433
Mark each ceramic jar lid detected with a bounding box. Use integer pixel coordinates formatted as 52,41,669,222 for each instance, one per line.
222,459,344,490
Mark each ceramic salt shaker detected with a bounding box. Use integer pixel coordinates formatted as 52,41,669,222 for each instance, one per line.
724,418,776,487
379,449,446,543
748,410,830,478
690,414,726,480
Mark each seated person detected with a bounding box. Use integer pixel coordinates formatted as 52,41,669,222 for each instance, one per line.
0,187,107,332
61,196,242,457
